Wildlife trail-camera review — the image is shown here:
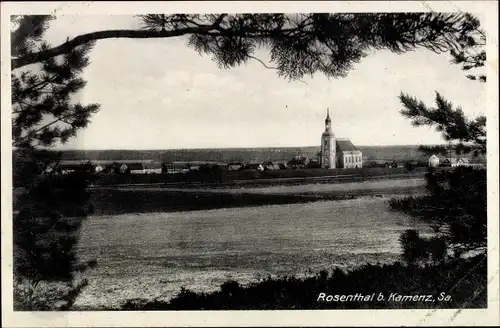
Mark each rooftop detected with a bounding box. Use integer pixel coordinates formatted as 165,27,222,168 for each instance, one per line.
336,139,358,152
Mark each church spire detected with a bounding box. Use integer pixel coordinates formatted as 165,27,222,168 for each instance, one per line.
325,108,331,131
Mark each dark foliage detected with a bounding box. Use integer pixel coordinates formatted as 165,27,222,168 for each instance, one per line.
396,64,487,261
13,13,485,83
11,15,98,309
11,18,100,149
399,229,448,264
14,278,90,311
13,168,95,283
12,148,59,189
119,254,486,310
399,92,486,156
392,84,487,297
390,167,486,251
448,13,486,82
12,147,98,310
399,229,426,264
188,164,224,183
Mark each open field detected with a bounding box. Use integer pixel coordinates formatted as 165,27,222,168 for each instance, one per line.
12,173,427,216
73,197,434,309
90,177,426,215
123,170,427,189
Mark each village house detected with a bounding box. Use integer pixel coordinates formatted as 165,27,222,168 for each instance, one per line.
390,160,403,168
243,163,265,171
440,157,471,167
369,160,391,168
227,162,243,171
94,164,105,173
143,162,162,174
276,161,288,169
163,162,190,174
456,158,470,167
127,163,146,174
428,154,440,168
307,158,321,169
182,161,227,171
263,161,281,171
55,160,94,174
287,155,310,169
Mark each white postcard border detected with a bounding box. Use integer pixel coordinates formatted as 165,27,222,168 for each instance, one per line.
1,1,499,327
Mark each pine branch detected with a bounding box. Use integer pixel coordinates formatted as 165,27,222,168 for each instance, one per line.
399,92,486,155
14,111,81,147
12,12,485,77
12,27,218,69
248,55,277,69
14,74,59,101
248,55,308,84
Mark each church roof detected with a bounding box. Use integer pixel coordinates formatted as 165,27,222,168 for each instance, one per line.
336,139,358,152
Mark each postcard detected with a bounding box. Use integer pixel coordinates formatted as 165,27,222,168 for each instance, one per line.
1,1,499,327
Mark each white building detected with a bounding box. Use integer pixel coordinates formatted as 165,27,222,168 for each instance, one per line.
320,109,363,169
336,139,363,169
94,164,104,173
143,162,162,174
455,158,470,167
428,154,440,167
441,157,471,167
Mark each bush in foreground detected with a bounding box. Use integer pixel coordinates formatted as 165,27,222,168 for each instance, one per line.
120,254,486,310
390,167,487,254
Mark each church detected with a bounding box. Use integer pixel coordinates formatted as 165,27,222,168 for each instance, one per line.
320,109,363,169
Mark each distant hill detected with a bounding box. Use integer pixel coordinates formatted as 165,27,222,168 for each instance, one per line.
57,145,436,163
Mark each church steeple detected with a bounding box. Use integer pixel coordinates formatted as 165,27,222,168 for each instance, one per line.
321,107,336,169
325,108,332,132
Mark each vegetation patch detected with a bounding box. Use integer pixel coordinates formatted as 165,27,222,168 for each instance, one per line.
119,254,486,310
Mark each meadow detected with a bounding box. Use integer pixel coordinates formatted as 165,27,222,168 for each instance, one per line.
89,177,427,215
74,197,437,309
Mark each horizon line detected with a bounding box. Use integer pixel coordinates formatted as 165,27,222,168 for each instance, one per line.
53,143,445,152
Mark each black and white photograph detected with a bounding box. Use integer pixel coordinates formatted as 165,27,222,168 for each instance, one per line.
1,1,499,327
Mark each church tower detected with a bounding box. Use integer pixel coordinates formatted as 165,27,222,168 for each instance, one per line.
320,108,336,169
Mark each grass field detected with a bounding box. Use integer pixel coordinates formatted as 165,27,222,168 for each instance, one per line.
73,196,435,309
90,177,427,215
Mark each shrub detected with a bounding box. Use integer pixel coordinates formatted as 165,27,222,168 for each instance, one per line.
390,167,486,252
118,254,486,310
13,152,98,310
399,229,426,264
399,229,449,265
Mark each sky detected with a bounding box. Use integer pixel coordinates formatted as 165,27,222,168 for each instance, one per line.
38,15,487,150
